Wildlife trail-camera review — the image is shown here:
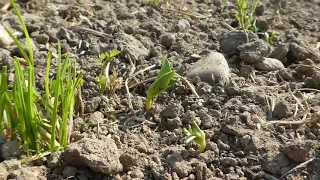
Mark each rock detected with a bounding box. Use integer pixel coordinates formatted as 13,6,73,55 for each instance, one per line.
64,138,123,175
255,58,284,71
199,150,215,164
84,97,101,113
220,30,259,55
269,43,289,62
63,166,78,178
174,19,190,32
35,34,50,44
160,33,176,48
195,163,214,179
187,52,231,85
278,68,294,81
166,117,182,130
87,111,104,124
273,101,291,119
256,18,269,32
1,140,21,159
217,139,230,151
283,141,316,163
255,2,265,16
166,152,192,178
220,157,238,167
131,168,144,178
0,24,13,48
171,161,192,178
237,39,272,64
140,20,166,37
288,41,320,62
115,33,149,64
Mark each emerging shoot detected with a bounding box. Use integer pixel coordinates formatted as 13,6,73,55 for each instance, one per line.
146,57,179,111
96,49,120,94
184,120,206,153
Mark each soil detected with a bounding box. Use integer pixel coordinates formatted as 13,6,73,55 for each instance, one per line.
0,0,320,180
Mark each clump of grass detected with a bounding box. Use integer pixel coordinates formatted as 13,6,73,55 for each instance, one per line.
96,49,120,94
184,120,206,153
0,0,83,158
146,57,179,111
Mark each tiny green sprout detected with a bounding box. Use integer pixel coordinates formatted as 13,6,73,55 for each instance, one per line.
96,49,120,94
146,57,179,111
184,120,206,153
266,31,279,44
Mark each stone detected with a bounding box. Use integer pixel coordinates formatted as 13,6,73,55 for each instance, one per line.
217,139,230,151
273,101,291,119
131,168,144,178
255,58,284,71
63,166,78,178
84,97,101,113
255,2,265,16
1,140,21,159
268,43,289,62
237,39,272,64
288,40,320,62
220,30,259,55
220,157,238,167
0,24,13,48
187,52,231,85
114,33,149,64
283,141,316,163
35,34,50,44
174,19,190,32
160,33,176,48
63,138,123,175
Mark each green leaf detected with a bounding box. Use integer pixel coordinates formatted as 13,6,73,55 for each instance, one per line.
157,58,172,78
109,49,121,59
147,71,176,98
99,53,107,61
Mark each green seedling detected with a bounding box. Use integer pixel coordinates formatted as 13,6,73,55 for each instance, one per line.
265,31,279,44
146,57,179,111
96,49,120,94
236,0,260,30
184,120,206,153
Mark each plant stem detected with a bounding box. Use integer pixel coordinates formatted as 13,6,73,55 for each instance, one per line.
198,137,206,153
146,97,152,111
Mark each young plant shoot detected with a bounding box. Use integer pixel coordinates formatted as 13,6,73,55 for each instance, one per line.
184,120,206,153
146,57,179,111
96,49,120,94
0,0,83,158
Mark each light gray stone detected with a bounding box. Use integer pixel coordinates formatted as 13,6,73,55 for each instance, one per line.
0,24,13,49
64,138,123,175
237,39,272,64
187,52,231,85
255,57,284,71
